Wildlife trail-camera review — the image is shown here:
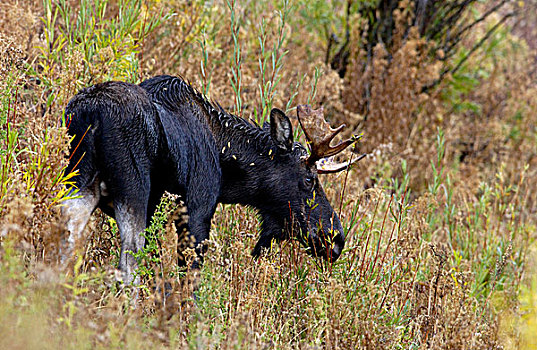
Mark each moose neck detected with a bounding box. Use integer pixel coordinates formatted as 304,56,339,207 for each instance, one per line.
150,76,279,208
202,107,279,207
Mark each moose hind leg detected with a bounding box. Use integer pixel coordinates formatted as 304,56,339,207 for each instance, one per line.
61,180,100,264
114,200,148,286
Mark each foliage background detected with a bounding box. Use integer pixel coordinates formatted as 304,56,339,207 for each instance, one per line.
1,0,536,348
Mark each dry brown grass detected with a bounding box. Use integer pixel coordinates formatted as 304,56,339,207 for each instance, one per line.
1,0,536,348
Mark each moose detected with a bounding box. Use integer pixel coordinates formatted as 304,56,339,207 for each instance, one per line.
62,75,361,285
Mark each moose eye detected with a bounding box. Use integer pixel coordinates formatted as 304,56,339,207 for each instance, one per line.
304,176,315,190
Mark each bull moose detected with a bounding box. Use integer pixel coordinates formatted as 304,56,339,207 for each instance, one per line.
62,75,361,285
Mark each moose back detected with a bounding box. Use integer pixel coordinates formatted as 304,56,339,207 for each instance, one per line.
62,75,358,284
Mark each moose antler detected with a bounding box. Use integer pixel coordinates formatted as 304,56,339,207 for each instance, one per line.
297,104,364,174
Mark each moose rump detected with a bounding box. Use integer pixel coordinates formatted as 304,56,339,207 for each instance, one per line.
62,80,221,284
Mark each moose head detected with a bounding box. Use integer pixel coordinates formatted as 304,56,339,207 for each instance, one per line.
250,105,364,262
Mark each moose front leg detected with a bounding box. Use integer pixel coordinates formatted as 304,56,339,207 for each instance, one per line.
252,212,284,258
185,178,219,269
186,212,214,269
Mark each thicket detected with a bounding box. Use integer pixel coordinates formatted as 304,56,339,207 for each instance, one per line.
1,0,536,348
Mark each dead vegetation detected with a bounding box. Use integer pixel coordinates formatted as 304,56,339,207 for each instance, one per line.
1,0,536,348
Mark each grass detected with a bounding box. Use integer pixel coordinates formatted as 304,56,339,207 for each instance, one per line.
1,0,537,348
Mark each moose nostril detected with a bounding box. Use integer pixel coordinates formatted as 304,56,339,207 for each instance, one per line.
332,243,342,258
332,231,345,258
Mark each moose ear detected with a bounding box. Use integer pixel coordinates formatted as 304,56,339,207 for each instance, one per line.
270,108,293,152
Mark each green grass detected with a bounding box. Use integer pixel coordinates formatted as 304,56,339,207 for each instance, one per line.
1,0,536,348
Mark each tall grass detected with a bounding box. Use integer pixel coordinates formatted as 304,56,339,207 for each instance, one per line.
256,0,290,124
0,0,536,348
227,0,243,116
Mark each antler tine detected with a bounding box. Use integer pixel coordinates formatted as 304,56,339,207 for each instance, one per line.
310,125,351,162
317,153,366,174
297,104,363,172
315,124,345,153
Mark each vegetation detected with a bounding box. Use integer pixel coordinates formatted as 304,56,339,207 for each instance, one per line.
1,0,536,348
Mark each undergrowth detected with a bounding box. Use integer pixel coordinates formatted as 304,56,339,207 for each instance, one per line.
1,0,536,348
